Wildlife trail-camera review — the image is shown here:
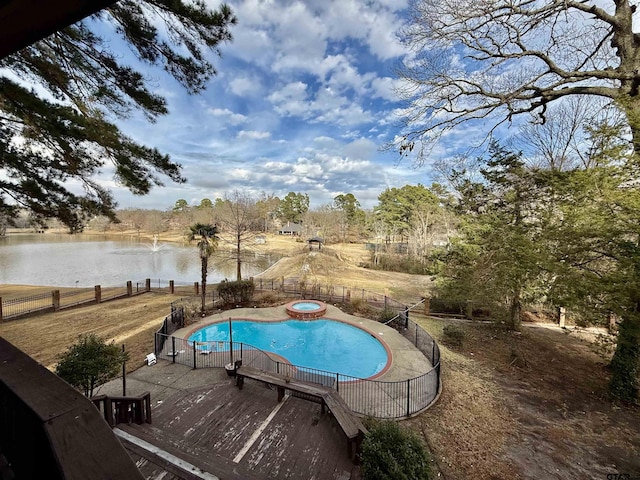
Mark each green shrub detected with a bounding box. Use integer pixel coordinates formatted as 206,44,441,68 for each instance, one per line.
345,296,370,315
255,291,283,306
217,279,255,305
55,334,129,397
442,324,465,347
360,419,433,480
378,308,398,323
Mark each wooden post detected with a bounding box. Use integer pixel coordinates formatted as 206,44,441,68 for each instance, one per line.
94,286,102,304
126,281,132,297
558,307,566,328
145,278,151,292
169,280,175,294
346,288,351,302
52,290,60,311
122,344,126,396
424,298,430,315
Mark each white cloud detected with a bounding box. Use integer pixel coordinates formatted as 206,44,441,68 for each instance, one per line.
237,130,272,140
207,108,248,125
229,76,260,97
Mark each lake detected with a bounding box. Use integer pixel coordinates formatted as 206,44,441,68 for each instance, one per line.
0,234,276,288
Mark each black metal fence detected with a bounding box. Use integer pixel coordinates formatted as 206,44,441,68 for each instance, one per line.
0,292,54,319
154,292,441,419
0,278,198,321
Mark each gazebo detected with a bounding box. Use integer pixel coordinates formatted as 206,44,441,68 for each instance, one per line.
307,236,324,250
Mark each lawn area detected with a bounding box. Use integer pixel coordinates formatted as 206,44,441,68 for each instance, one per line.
408,314,640,479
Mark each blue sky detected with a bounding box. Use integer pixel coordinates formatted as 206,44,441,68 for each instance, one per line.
99,0,440,212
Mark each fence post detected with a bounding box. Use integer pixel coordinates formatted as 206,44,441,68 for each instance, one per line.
424,297,430,315
145,278,151,292
384,296,388,311
346,288,350,302
127,281,133,297
406,379,411,417
169,280,174,294
0,297,2,321
194,282,199,295
154,334,157,356
558,307,566,328
52,290,60,311
171,337,176,364
336,373,339,392
94,286,101,304
193,341,197,369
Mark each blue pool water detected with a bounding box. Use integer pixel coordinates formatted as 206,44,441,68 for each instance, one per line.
188,319,388,378
292,301,322,311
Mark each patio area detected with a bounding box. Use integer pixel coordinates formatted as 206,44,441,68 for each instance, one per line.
100,361,360,479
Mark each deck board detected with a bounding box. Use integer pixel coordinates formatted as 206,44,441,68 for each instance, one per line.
124,380,360,479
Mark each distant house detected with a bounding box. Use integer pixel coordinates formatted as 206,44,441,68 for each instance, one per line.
278,222,303,236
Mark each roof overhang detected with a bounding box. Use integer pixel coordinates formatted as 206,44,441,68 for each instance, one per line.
0,0,119,60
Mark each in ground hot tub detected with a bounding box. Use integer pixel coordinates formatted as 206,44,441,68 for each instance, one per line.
285,300,327,319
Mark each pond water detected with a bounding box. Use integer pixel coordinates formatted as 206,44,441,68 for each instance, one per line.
0,234,276,288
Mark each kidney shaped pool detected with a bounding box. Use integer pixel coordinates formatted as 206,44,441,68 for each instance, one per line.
188,319,389,378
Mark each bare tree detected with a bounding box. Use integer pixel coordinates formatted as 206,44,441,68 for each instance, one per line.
218,190,261,281
397,0,640,158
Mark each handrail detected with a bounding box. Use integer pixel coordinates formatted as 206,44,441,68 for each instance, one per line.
92,392,152,427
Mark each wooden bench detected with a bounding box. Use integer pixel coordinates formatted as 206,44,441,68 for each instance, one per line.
235,366,367,459
322,390,368,459
235,366,329,407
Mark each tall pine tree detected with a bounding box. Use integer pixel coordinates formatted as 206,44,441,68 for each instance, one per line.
0,1,236,229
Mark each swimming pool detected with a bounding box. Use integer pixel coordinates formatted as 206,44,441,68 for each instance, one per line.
188,319,389,378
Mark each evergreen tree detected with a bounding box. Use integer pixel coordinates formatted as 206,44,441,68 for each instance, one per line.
1,1,236,228
436,143,550,330
56,334,128,397
543,123,640,401
276,192,309,224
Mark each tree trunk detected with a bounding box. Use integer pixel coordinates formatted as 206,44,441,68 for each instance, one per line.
236,232,242,281
609,309,640,401
201,256,207,314
618,95,640,157
508,289,522,331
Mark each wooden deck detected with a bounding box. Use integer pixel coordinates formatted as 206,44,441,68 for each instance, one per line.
235,365,367,459
121,380,360,479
